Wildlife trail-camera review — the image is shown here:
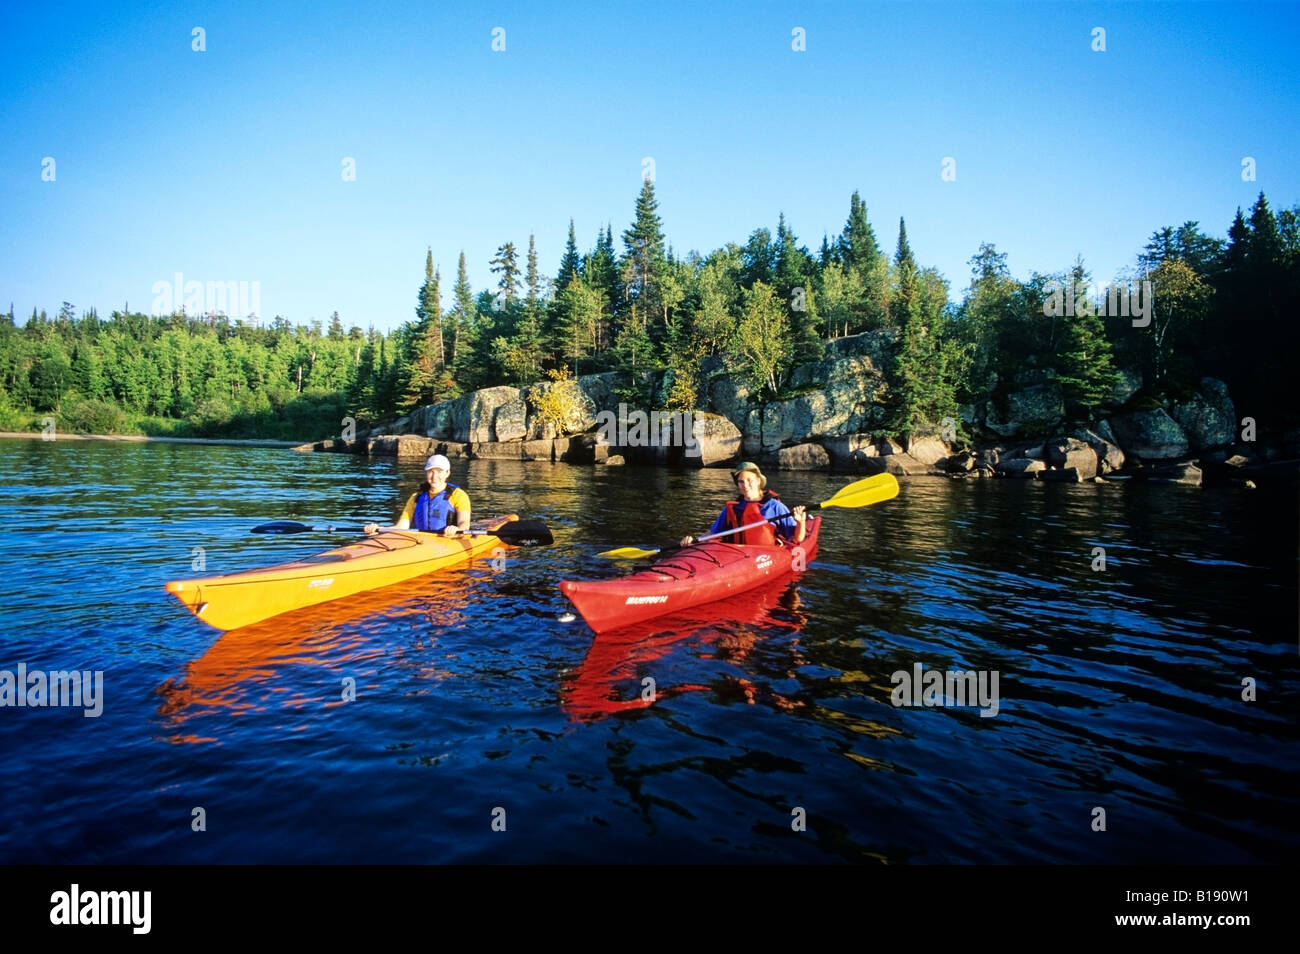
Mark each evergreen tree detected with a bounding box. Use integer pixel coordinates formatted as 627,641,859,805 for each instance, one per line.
836,193,889,331
448,250,477,373
401,250,450,408
546,219,583,363
887,219,959,438
490,242,521,309
774,215,822,365
1248,192,1284,268
584,226,619,353
556,219,582,290
554,275,601,373
1053,261,1118,415
741,228,775,289
505,234,546,380
837,191,880,271
620,180,667,346
818,234,837,268
955,243,1018,401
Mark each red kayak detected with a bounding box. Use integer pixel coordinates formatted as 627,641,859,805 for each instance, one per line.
559,516,821,633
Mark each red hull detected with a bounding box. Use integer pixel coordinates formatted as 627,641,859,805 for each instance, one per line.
559,517,821,633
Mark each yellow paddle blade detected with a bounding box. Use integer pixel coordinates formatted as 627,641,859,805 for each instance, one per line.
817,473,900,509
596,545,662,560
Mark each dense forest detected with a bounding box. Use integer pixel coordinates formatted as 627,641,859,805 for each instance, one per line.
2,182,1297,443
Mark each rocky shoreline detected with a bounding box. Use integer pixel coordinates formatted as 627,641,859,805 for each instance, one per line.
295,331,1298,489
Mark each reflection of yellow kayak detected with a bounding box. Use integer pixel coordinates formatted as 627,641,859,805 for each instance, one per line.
165,515,517,632
156,573,478,733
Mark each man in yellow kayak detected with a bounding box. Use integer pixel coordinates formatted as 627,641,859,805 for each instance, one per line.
365,454,472,537
681,461,807,547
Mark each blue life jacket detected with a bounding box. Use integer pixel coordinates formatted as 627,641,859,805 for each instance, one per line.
414,483,461,532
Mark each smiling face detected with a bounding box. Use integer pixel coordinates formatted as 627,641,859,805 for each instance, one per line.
735,470,763,500
427,466,449,491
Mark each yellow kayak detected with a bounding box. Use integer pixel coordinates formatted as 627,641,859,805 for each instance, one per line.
166,514,518,632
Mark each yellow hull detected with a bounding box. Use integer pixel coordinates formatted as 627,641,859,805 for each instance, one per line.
165,515,516,632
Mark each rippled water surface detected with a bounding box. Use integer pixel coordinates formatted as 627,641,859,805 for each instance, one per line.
0,440,1296,863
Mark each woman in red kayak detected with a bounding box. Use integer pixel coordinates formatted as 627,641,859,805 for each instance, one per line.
365,454,472,537
681,461,807,547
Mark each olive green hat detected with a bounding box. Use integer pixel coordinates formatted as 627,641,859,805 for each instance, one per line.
731,461,767,490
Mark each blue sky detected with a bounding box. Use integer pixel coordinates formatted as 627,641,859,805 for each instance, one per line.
2,0,1297,332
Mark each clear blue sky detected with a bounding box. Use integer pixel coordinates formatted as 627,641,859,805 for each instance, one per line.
2,0,1297,332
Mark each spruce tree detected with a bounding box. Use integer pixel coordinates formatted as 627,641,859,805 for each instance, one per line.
837,191,880,271
448,251,477,376
887,219,959,439
489,242,521,309
583,227,618,353
402,249,448,408
556,219,582,290
620,180,667,348
774,214,823,365
838,193,888,331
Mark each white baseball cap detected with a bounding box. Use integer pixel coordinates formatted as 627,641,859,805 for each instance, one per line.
425,454,451,471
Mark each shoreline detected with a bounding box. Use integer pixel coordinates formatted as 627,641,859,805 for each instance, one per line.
0,431,303,448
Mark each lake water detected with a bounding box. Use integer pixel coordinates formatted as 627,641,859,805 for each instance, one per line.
0,439,1296,863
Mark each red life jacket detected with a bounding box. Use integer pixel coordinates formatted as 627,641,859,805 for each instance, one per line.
723,491,780,546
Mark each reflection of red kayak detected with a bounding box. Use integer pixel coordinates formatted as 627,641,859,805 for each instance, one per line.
561,577,810,720
559,516,820,633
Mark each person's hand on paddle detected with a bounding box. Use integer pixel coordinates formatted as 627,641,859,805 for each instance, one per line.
680,534,695,547
442,525,460,537
364,522,379,535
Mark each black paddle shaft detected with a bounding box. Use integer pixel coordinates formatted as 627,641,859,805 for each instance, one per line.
251,519,552,546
